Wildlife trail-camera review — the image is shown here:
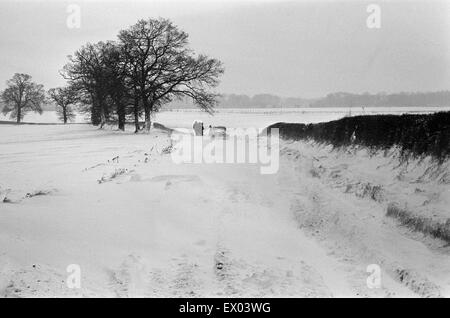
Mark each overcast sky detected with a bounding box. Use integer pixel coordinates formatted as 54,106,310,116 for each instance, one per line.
0,0,448,98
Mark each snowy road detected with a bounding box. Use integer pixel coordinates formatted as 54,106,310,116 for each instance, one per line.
0,124,448,297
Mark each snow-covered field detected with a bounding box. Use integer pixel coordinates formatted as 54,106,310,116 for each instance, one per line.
155,106,450,129
2,106,449,128
0,109,449,297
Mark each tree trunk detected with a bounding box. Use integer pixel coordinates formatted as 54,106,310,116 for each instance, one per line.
91,95,101,126
133,96,140,133
111,91,126,131
142,94,151,132
118,116,125,131
100,111,106,129
63,106,68,124
144,108,151,132
117,102,125,131
16,106,21,124
141,86,154,132
99,100,107,129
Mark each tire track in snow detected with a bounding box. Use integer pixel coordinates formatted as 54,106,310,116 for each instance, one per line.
207,178,346,297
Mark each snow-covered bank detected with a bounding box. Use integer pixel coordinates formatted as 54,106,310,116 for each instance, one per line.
279,140,450,296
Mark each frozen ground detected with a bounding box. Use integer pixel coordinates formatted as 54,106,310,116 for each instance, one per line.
0,117,448,297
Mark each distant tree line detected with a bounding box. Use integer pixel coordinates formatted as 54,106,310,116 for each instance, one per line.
309,91,450,108
166,91,450,109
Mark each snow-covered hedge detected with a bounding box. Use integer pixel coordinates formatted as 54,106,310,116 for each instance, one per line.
268,111,450,162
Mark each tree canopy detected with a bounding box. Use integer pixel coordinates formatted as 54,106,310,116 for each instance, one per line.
48,86,78,124
1,73,46,123
62,18,224,132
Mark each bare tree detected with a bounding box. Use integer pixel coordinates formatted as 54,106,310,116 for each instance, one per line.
1,73,45,123
100,42,130,131
48,87,78,124
62,41,132,130
118,18,223,131
61,18,224,132
118,18,185,131
149,54,224,115
61,43,111,127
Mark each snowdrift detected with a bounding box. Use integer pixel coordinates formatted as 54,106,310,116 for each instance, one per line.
270,113,450,245
278,140,450,296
